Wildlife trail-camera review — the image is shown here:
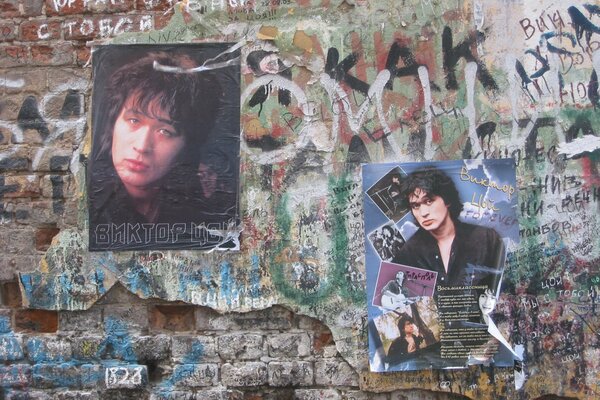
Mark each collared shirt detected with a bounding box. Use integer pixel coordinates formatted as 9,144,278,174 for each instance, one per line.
392,221,505,288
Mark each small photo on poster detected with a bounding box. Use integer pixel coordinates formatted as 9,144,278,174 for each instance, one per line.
370,297,441,368
372,261,437,309
367,223,405,262
366,167,410,222
88,44,241,251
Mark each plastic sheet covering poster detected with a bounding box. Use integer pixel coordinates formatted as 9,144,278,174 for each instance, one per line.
363,159,520,371
88,44,241,251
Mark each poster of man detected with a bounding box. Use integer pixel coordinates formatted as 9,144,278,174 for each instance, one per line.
363,159,520,371
88,44,241,251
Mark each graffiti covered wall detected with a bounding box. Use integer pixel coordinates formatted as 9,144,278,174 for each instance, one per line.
1,0,599,398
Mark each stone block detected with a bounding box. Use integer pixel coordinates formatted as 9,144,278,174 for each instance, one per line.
80,363,103,388
149,305,195,332
0,22,16,41
3,175,40,199
172,363,218,387
314,360,359,386
5,391,52,399
26,337,71,362
221,362,267,387
103,305,148,333
32,363,81,388
268,361,314,386
0,45,30,68
0,364,33,388
218,333,264,360
95,282,144,305
295,389,342,400
171,335,217,362
23,0,44,16
0,334,24,360
15,309,58,333
267,333,311,358
0,68,46,94
55,392,100,400
132,335,171,361
72,336,103,361
150,389,243,400
103,364,148,389
19,19,62,41
0,255,40,281
59,308,102,332
30,43,74,66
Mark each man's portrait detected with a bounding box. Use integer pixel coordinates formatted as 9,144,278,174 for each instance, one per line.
368,223,405,262
391,165,505,288
88,45,240,251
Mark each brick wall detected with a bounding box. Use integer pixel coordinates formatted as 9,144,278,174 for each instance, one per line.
0,283,466,399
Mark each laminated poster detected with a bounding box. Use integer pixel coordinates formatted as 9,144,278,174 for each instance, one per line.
88,44,241,251
363,159,520,371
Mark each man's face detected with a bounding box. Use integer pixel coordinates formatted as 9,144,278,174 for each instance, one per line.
408,188,451,232
111,95,185,194
395,272,404,285
403,321,415,335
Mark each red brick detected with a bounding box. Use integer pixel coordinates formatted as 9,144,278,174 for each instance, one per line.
150,305,195,331
45,0,85,16
64,14,153,40
23,0,44,16
31,42,73,65
0,45,30,67
74,44,90,66
153,11,172,30
15,309,58,333
0,22,16,42
20,20,62,41
1,281,22,308
136,0,173,11
35,225,60,251
0,0,20,17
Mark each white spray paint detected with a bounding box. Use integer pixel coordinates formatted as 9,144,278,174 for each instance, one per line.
0,77,25,89
418,66,434,160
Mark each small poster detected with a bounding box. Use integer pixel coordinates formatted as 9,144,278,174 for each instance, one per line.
88,44,241,251
363,159,519,371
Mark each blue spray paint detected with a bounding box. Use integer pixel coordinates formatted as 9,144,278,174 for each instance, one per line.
0,318,23,361
249,254,262,298
156,340,205,396
96,317,137,362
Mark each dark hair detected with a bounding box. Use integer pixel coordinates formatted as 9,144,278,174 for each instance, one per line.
94,51,220,167
401,166,463,220
381,225,394,236
397,314,415,339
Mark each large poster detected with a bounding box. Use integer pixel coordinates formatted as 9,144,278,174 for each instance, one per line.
88,44,241,251
363,159,520,371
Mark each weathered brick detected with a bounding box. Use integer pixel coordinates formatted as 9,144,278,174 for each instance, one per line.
103,364,148,389
3,175,41,198
0,45,30,67
23,0,45,16
15,310,58,333
31,43,74,66
95,282,144,305
55,391,100,400
103,305,148,332
14,199,65,225
0,334,24,360
268,333,311,358
268,361,314,386
72,336,103,360
136,0,172,11
45,0,85,16
0,68,47,94
32,363,81,388
132,335,171,361
59,308,102,332
80,363,103,388
4,390,52,399
0,255,41,281
218,333,263,360
86,0,131,13
221,362,267,387
75,43,91,66
0,310,11,333
0,22,16,41
1,281,21,307
63,14,153,40
150,305,195,332
0,364,33,387
295,389,342,400
0,93,27,120
314,360,359,387
3,228,36,255
150,389,244,400
26,337,71,362
0,0,20,17
171,335,217,362
0,153,30,171
196,305,293,331
35,224,60,251
33,149,74,172
172,363,218,387
20,20,62,41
